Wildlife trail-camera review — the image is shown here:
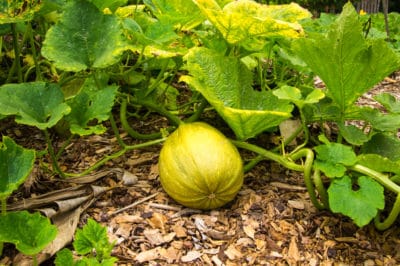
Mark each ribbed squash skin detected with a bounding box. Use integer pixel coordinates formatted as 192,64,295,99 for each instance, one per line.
158,122,243,210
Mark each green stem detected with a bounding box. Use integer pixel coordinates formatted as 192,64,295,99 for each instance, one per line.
120,98,164,140
64,138,165,177
145,59,170,97
125,95,183,127
350,163,400,230
231,140,303,172
312,169,329,209
290,148,326,209
374,193,400,231
55,134,74,160
233,140,326,210
184,97,208,123
350,164,400,194
33,254,38,266
243,155,265,173
7,23,22,82
109,114,126,148
44,129,66,178
26,22,42,81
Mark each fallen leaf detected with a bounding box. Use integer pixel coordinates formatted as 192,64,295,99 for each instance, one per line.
148,212,168,231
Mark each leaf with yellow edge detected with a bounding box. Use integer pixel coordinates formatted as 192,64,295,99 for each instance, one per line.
193,0,311,46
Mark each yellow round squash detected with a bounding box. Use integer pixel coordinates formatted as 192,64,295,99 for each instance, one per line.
158,122,243,210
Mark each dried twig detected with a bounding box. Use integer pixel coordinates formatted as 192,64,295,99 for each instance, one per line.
110,192,159,215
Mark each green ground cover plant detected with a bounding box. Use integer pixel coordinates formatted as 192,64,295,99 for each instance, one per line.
1,0,400,262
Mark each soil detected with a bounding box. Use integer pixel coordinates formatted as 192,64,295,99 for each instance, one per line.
1,75,400,265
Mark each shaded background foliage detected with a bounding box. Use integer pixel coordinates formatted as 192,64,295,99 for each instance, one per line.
259,0,400,14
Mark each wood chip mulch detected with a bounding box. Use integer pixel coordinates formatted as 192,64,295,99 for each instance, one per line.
2,74,400,265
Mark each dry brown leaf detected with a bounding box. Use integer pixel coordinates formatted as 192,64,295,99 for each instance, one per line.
147,212,168,231
114,222,132,239
121,170,138,186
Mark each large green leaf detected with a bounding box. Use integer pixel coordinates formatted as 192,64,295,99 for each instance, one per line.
120,6,188,59
357,154,400,175
193,0,311,46
0,211,57,255
328,175,384,227
374,93,400,114
292,2,400,115
362,133,400,162
144,0,204,30
0,82,71,130
42,0,127,72
0,136,35,200
182,47,293,140
88,0,128,12
65,78,118,136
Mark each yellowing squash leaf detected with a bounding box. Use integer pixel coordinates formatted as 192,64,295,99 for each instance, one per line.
193,0,311,45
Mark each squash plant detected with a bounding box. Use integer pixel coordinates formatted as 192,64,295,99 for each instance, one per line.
1,3,400,264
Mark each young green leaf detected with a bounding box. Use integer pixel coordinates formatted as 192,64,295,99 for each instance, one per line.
182,47,293,140
0,82,71,130
65,78,118,136
328,175,385,227
0,211,57,255
55,249,76,266
273,85,324,108
314,142,357,178
73,219,115,262
0,136,35,200
42,0,127,72
292,2,400,116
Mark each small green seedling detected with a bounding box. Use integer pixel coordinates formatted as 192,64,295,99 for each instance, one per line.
55,218,118,266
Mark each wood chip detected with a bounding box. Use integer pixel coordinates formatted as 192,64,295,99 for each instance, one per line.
181,250,202,262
